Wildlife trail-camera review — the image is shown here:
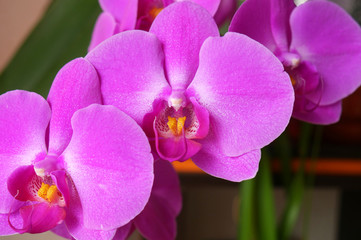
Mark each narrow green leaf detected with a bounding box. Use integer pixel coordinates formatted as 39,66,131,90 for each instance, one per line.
256,150,277,240
0,0,101,97
238,179,256,240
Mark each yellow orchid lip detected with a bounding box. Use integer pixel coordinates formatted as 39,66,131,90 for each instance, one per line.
167,116,186,136
37,183,62,203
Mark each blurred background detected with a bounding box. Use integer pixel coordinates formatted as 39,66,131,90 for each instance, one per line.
1,0,361,239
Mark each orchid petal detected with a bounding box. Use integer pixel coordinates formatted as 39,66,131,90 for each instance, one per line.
188,32,294,157
86,30,170,125
88,12,118,52
290,0,361,105
190,0,221,16
230,0,276,52
150,1,219,90
0,211,22,235
7,165,40,202
112,223,133,240
65,181,116,240
214,0,237,26
63,104,154,230
47,58,101,156
192,130,261,182
293,98,342,125
51,222,73,239
99,0,138,30
18,203,66,234
0,91,50,214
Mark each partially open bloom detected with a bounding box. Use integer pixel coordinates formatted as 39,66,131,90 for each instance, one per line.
86,2,294,181
88,0,222,51
0,59,154,238
230,0,361,124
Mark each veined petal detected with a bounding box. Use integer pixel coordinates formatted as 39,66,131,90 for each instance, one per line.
99,0,138,30
290,0,361,105
150,1,219,90
86,30,170,125
192,130,261,182
47,58,101,156
0,91,50,214
63,104,154,230
292,98,342,125
88,12,118,52
188,32,294,157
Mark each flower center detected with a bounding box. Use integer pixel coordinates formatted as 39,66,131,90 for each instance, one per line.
167,116,186,136
37,183,62,203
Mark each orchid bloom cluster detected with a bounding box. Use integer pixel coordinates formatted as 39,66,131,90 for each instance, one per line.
1,0,361,239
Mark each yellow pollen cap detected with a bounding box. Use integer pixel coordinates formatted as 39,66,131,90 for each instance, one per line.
167,116,186,136
37,183,60,203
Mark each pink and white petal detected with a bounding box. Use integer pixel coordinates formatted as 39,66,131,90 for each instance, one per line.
0,91,49,214
65,182,116,240
151,160,182,215
188,33,294,157
0,211,22,236
17,203,66,234
88,12,118,52
192,129,261,182
150,1,219,90
290,0,361,105
292,98,342,125
230,0,277,52
112,223,133,240
62,104,154,231
99,0,138,29
86,30,170,125
47,58,101,156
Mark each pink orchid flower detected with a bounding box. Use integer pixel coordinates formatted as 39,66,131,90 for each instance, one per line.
0,58,154,239
230,0,361,124
88,0,222,51
86,2,294,182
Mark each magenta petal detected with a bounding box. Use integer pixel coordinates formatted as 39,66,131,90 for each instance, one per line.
214,0,237,26
51,222,73,239
62,104,154,230
230,0,277,52
135,160,181,240
47,58,101,156
99,0,138,29
88,12,118,51
188,33,294,157
112,223,133,240
292,98,342,125
191,0,221,16
151,160,182,216
154,127,187,162
150,1,219,90
193,135,261,182
0,212,22,235
0,91,50,214
189,97,209,139
7,165,39,202
86,30,170,125
290,0,361,105
65,182,116,240
18,203,66,234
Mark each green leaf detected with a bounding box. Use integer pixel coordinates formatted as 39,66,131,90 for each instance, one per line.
238,179,256,240
0,0,101,97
